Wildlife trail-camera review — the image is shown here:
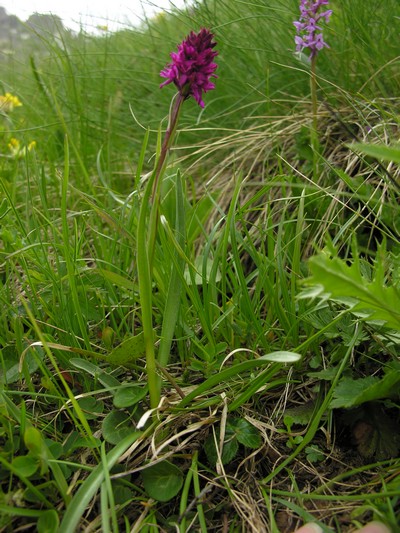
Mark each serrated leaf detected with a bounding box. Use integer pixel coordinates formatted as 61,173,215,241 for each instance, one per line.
113,385,147,408
305,445,324,463
228,418,261,449
331,371,400,409
284,402,316,426
141,460,183,502
307,253,400,330
330,376,379,409
102,411,133,444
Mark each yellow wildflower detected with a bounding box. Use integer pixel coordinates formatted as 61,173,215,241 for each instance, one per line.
7,138,36,158
8,137,21,156
0,93,23,113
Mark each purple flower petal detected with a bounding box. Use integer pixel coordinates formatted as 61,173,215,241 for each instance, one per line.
293,0,331,59
160,28,218,107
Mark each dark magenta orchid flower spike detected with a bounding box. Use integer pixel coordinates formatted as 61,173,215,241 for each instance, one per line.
137,29,218,410
160,28,218,108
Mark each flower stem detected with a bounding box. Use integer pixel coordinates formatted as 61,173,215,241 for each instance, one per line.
148,93,185,265
310,55,319,180
136,92,185,410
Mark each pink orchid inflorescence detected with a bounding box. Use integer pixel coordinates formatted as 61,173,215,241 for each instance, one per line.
294,0,332,59
160,28,218,108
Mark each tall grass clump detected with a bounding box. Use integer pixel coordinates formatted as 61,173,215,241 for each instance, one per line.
0,0,399,531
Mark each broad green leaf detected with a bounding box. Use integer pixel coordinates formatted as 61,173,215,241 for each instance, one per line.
105,333,146,366
351,404,400,460
24,426,50,476
37,510,60,533
12,455,39,478
69,333,145,369
350,142,400,164
284,402,316,427
141,460,183,502
45,439,63,460
204,426,239,465
330,370,400,409
77,397,105,420
113,385,147,408
228,418,261,449
24,426,45,457
307,253,400,330
112,483,135,505
102,410,133,444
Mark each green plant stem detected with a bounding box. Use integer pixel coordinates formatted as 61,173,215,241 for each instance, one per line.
152,92,185,201
310,55,319,180
148,93,185,264
136,92,185,409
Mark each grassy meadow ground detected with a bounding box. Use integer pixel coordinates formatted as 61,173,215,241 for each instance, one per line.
0,0,400,531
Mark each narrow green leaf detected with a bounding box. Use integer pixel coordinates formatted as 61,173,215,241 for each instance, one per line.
60,431,142,533
0,198,10,219
178,353,300,409
99,269,135,290
70,358,121,390
350,142,400,164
